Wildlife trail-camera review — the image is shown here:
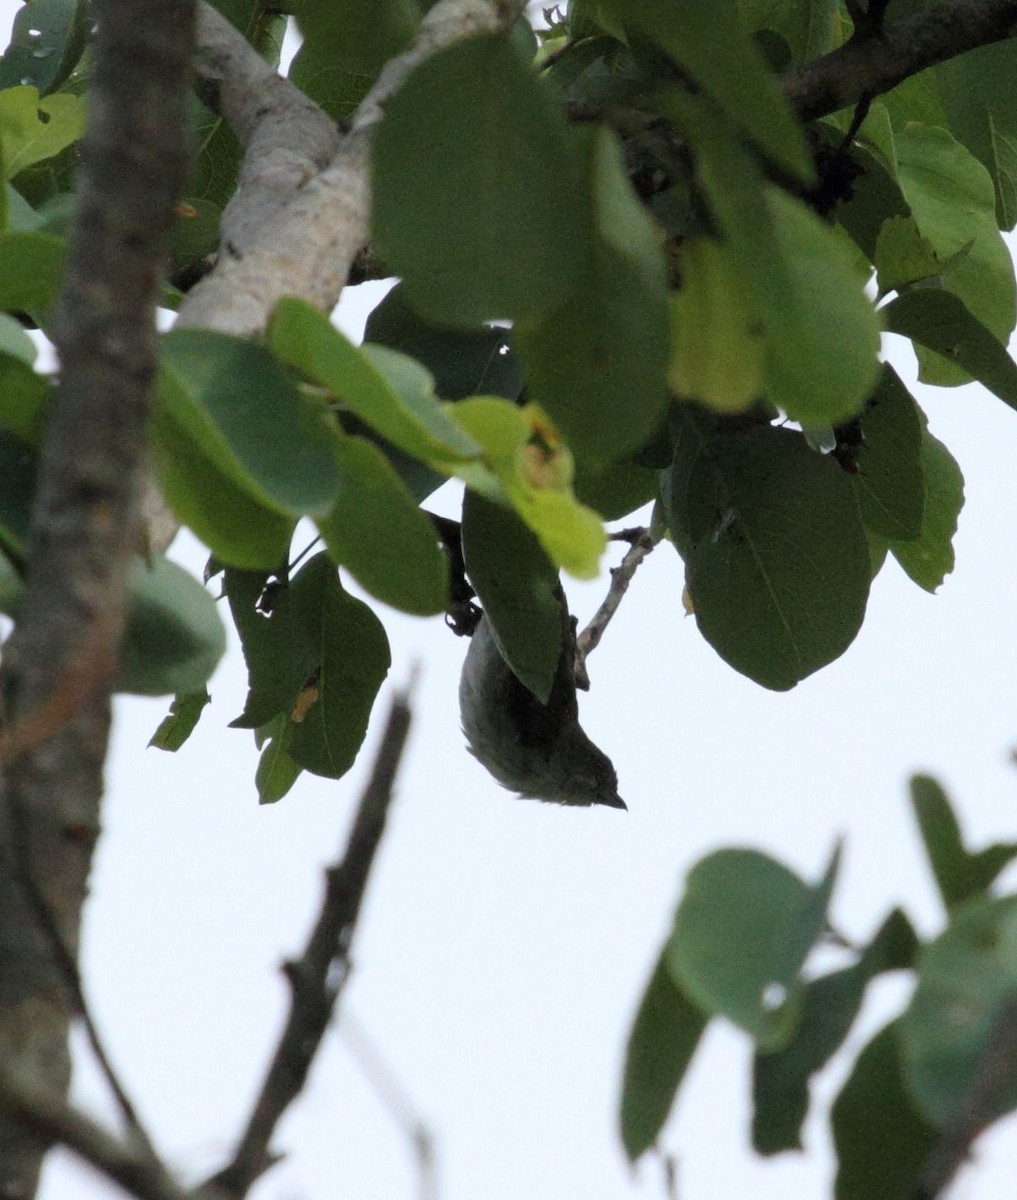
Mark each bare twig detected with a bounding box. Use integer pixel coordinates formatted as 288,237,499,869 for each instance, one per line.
574,529,656,690
341,1012,438,1200
0,1069,219,1200
206,687,416,1199
911,992,1017,1200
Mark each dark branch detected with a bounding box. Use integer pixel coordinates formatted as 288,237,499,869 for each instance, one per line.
0,0,195,1194
0,1069,221,1200
206,688,415,1199
783,0,1017,122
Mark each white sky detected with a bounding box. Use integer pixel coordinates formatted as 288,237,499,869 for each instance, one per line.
4,6,1017,1199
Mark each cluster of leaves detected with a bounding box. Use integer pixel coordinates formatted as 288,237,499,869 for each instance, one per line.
0,0,1015,796
621,776,1017,1199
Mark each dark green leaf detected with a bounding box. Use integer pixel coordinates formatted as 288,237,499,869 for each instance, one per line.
573,454,660,521
889,424,963,592
149,690,212,752
900,894,1017,1127
753,908,919,1155
0,349,48,445
0,0,89,94
832,1022,938,1200
736,0,837,62
118,557,227,696
883,288,1017,411
365,284,523,401
851,365,925,541
611,0,813,180
0,428,37,564
290,0,420,121
285,555,391,778
317,432,448,615
159,329,340,517
936,38,1017,229
911,774,1017,911
461,490,561,703
620,952,708,1162
669,415,870,690
514,124,669,462
666,847,837,1048
225,568,320,730
372,34,585,325
0,231,64,314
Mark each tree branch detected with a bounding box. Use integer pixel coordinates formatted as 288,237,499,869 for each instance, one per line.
783,0,1017,122
574,529,655,690
0,0,194,1195
206,687,415,1199
179,0,526,337
0,1068,220,1200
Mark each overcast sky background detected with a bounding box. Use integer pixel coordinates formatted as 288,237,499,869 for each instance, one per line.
4,5,1017,1199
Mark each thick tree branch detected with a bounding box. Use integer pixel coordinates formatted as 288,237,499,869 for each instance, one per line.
783,0,1017,122
0,0,194,1195
179,0,527,336
206,688,415,1199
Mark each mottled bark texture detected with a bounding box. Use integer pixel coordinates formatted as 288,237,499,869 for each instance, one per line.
0,2,194,1196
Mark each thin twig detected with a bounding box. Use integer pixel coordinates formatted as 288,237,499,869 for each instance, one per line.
205,686,416,1199
574,529,656,690
911,992,1017,1200
340,1011,438,1200
0,1068,220,1200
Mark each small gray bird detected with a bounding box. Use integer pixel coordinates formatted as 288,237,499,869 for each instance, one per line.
458,603,625,810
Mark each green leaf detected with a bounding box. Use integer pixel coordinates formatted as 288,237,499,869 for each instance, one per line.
620,952,708,1162
317,432,448,616
0,0,90,94
668,415,870,691
910,774,1017,911
875,216,945,294
668,236,765,413
269,297,480,463
226,569,319,730
894,123,1015,383
514,124,669,461
851,366,925,542
660,92,879,426
0,86,84,178
0,428,37,564
611,0,813,180
118,556,227,697
365,284,524,402
572,454,660,521
0,349,48,445
159,329,340,517
666,847,838,1048
284,555,391,779
0,230,64,314
290,0,420,122
753,908,919,1155
889,423,963,593
736,0,837,62
900,894,1017,1127
149,690,212,752
832,1022,938,1200
461,489,561,703
372,33,585,325
936,38,1017,229
451,397,606,580
256,721,303,804
882,288,1017,411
